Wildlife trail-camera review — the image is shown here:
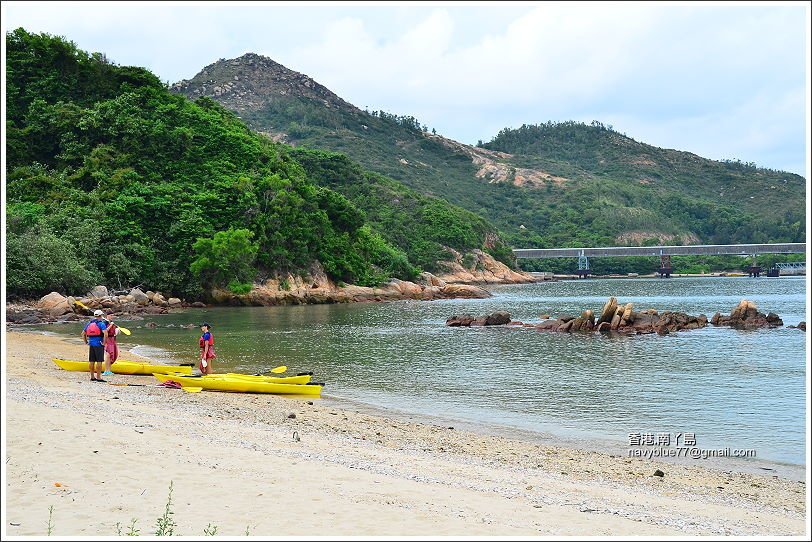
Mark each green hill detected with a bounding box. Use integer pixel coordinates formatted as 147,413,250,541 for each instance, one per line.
172,54,806,252
5,29,510,299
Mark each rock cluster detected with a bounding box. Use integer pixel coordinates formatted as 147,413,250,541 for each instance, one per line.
7,287,189,325
530,297,709,335
711,299,783,329
445,298,785,336
213,263,492,306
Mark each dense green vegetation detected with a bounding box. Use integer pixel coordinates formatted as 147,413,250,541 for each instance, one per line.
288,149,515,270
5,29,505,299
196,65,805,254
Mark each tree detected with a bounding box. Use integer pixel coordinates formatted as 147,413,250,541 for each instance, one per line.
190,228,259,292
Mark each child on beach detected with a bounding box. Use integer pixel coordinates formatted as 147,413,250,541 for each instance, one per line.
102,313,120,377
199,323,216,375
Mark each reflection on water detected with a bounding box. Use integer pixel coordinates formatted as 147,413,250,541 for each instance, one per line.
41,277,807,464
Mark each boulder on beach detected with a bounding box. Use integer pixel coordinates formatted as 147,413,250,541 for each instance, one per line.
37,292,71,317
89,285,109,298
130,288,149,305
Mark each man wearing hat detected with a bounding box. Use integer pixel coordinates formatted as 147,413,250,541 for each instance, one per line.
81,309,109,382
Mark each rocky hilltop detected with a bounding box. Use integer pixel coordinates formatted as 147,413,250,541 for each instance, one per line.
171,53,362,121
171,53,563,189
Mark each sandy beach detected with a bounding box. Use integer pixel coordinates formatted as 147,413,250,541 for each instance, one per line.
2,330,808,537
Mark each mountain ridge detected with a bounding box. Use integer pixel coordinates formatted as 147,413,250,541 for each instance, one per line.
171,52,806,250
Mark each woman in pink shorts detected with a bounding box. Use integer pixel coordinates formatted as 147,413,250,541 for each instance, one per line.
102,313,120,376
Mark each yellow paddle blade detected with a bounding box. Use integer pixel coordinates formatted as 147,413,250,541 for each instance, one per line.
270,365,287,374
75,300,90,309
182,387,203,393
118,326,132,336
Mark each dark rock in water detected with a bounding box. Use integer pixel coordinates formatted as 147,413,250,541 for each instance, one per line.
446,311,511,327
789,321,806,331
446,314,476,327
191,301,207,308
6,308,45,324
484,311,511,326
145,322,158,328
536,319,561,331
56,313,81,322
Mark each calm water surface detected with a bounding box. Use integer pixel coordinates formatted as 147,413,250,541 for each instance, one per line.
42,277,808,465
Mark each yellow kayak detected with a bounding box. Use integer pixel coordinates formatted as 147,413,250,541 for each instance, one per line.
160,372,313,385
213,372,312,385
52,358,193,375
153,373,323,395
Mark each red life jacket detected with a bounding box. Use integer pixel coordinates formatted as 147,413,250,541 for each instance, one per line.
199,333,214,348
86,320,102,336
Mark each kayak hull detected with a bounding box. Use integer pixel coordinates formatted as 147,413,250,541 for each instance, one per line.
160,372,312,385
215,373,312,385
153,373,322,395
52,358,193,376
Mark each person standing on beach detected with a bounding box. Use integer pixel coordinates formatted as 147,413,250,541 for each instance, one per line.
82,309,108,382
102,313,120,377
199,323,216,375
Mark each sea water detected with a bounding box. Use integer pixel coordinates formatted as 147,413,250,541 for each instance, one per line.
37,276,807,466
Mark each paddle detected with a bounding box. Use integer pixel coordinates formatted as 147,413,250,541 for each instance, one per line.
75,300,132,335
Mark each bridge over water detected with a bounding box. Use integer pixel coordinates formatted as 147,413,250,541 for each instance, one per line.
512,243,806,277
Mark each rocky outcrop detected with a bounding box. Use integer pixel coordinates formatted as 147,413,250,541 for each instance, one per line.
433,249,536,285
214,262,492,307
535,302,710,335
7,286,186,326
711,300,783,329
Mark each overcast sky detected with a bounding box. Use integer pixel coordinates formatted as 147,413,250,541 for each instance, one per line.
3,1,810,175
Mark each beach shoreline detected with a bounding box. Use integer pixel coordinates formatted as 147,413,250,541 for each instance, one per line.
10,324,806,480
3,330,808,537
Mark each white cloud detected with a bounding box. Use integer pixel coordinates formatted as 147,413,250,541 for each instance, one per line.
2,1,808,174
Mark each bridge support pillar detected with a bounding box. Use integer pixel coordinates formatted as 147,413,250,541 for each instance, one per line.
577,254,590,278
658,255,672,278
747,254,761,277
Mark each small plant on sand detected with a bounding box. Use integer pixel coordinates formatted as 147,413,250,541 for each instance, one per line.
204,523,218,535
116,518,140,536
154,481,177,536
245,525,252,536
47,505,54,535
